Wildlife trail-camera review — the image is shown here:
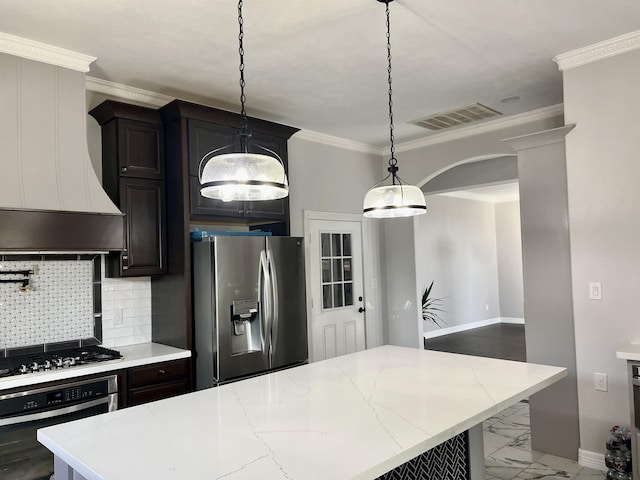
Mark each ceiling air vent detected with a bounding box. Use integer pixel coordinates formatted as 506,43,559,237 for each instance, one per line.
409,103,502,131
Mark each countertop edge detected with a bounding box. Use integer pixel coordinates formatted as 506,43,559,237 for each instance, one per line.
0,343,191,391
616,344,640,361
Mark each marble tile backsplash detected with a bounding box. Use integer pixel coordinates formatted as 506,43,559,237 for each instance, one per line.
0,256,152,350
0,259,94,349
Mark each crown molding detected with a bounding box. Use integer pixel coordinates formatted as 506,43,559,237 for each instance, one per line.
0,32,95,72
86,77,173,107
292,130,381,155
393,104,564,154
554,31,640,71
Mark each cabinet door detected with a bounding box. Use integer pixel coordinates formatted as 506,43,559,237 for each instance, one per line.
118,178,166,276
118,119,164,179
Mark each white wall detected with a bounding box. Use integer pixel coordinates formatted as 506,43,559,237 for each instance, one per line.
563,47,640,454
415,195,500,334
495,201,524,319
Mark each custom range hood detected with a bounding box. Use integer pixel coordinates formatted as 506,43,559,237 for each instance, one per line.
0,33,123,252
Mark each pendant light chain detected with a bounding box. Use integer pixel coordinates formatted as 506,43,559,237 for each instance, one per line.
385,1,397,171
238,0,248,131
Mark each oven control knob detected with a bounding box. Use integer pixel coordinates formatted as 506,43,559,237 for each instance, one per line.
54,358,63,368
43,360,51,370
30,362,39,372
19,364,29,374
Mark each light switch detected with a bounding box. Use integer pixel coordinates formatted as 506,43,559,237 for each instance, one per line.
589,282,602,300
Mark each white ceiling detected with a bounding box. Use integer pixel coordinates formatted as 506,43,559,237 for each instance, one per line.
2,0,640,146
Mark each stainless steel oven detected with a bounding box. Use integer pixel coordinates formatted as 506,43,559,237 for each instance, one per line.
0,375,117,480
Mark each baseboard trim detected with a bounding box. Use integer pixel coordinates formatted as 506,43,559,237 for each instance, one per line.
578,448,606,472
423,318,501,339
500,317,525,325
423,317,525,339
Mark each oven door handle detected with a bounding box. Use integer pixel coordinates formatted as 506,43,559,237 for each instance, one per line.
0,394,116,427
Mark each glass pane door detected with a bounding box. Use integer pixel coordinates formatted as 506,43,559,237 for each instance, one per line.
320,232,354,310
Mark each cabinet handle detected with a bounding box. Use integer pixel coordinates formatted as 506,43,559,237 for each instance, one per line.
121,167,127,173
158,369,166,375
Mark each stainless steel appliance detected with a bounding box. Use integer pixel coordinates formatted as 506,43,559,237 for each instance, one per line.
0,346,122,378
193,235,308,388
0,374,118,480
629,363,640,479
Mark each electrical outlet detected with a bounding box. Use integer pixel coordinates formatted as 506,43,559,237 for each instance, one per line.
114,308,124,326
594,372,608,392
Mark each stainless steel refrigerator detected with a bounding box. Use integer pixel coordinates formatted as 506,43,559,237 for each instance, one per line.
192,235,308,388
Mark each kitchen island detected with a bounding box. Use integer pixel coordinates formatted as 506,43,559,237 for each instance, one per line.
38,345,566,480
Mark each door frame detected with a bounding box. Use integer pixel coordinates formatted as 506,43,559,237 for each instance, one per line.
304,210,381,362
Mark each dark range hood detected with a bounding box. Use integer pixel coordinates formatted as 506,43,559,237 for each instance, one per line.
0,209,123,252
0,43,124,253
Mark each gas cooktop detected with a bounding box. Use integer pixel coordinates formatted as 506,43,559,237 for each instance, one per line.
0,346,122,378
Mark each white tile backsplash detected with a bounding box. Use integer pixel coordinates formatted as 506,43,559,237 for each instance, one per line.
101,257,152,347
0,259,94,349
0,256,152,350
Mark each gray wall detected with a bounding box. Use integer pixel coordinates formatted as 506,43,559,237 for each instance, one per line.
495,201,524,319
385,217,422,348
415,195,500,334
504,126,579,460
563,48,640,454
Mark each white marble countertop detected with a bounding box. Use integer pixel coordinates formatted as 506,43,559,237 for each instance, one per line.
38,345,565,480
0,342,191,391
616,344,640,361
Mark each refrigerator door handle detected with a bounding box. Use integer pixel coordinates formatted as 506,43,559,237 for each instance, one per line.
267,247,279,363
259,250,270,355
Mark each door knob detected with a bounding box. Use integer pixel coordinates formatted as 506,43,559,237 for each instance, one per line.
358,307,365,313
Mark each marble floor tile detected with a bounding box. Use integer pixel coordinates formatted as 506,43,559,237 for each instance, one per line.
487,445,545,469
484,430,514,456
483,401,607,480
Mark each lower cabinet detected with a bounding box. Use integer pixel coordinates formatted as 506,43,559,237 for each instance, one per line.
126,358,190,407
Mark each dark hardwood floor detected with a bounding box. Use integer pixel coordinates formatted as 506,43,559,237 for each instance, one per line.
423,323,526,362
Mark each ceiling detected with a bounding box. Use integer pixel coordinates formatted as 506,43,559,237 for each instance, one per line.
2,1,640,146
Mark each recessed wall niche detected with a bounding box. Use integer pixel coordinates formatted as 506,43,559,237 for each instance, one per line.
0,255,102,354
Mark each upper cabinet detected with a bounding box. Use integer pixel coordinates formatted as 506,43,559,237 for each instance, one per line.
118,119,164,180
89,101,167,277
159,100,299,230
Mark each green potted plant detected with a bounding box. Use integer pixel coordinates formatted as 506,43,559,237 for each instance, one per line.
422,281,446,327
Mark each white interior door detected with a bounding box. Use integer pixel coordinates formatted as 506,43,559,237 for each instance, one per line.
307,217,366,362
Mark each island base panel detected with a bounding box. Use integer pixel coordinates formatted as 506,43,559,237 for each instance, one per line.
376,432,469,480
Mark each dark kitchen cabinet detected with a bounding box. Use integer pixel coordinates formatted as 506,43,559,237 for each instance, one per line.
89,100,167,277
118,178,166,276
127,358,190,406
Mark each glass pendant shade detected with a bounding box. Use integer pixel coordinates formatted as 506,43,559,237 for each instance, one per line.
200,152,289,202
363,184,427,218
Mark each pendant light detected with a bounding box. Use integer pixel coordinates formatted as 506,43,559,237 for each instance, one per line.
363,0,427,218
199,0,288,203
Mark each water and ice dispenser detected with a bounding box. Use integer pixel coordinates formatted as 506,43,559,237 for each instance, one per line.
230,299,262,355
